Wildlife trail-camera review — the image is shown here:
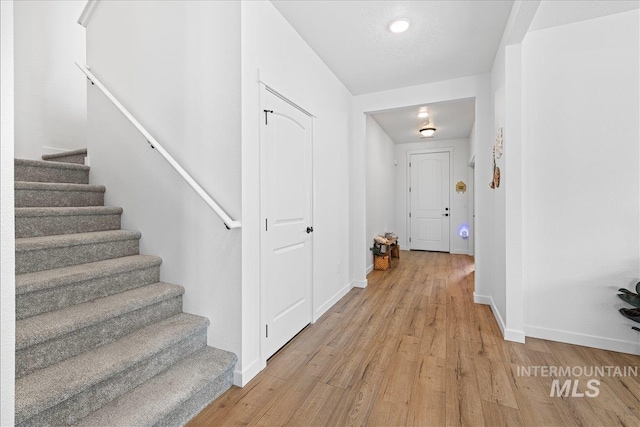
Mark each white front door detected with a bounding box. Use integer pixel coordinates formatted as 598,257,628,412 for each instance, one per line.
261,88,313,359
410,152,450,252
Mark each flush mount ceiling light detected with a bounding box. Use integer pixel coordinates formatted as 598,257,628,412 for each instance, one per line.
389,18,410,33
420,126,436,138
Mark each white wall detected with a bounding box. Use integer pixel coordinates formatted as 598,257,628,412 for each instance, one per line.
353,75,492,294
14,0,86,160
394,138,470,255
241,0,352,384
366,116,396,271
522,10,640,354
86,0,243,371
1,0,16,423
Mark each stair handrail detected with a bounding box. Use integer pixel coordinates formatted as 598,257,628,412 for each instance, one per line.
76,62,241,230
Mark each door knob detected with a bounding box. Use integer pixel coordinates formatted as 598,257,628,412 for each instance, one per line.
442,213,449,217
306,226,314,233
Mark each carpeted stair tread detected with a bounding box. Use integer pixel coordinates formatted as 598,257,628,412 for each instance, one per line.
15,230,141,274
15,313,209,425
15,181,104,192
15,206,122,218
16,229,139,252
15,207,123,238
75,346,237,427
15,158,89,171
16,282,184,350
15,181,105,208
42,148,87,165
15,159,90,184
16,254,161,296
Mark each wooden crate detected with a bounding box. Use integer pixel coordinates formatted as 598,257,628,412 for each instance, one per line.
374,254,389,271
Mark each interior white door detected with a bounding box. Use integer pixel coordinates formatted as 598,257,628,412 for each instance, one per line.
262,89,313,359
410,152,450,252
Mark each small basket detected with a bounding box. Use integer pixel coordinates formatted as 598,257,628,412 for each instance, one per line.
374,254,390,271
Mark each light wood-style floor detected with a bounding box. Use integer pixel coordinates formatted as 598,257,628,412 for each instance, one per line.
188,251,640,426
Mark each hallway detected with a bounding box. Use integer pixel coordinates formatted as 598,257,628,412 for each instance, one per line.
189,251,639,426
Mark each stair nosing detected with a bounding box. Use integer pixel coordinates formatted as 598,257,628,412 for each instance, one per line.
15,313,209,423
15,181,105,192
16,255,162,295
15,206,123,218
15,230,141,253
15,158,90,171
16,282,185,350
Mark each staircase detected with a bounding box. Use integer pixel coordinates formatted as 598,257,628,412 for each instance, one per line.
14,149,236,426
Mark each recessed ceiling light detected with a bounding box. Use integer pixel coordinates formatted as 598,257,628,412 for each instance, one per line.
418,111,429,118
389,18,410,33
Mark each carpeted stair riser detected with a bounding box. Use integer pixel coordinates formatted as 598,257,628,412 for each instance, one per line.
15,159,89,184
17,257,162,320
15,182,105,208
16,231,141,274
42,148,87,165
16,207,122,238
157,361,234,427
17,295,183,378
74,347,237,427
16,314,209,426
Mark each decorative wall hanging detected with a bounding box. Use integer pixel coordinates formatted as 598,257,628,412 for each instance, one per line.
456,181,467,193
490,146,501,189
495,127,504,159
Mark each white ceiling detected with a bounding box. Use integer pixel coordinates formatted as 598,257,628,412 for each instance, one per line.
271,1,514,95
370,98,475,144
529,0,639,32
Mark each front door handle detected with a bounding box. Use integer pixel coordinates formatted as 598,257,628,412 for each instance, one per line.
306,226,314,233
442,213,449,217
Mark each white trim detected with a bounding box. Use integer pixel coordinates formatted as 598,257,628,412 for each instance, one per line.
351,279,368,289
0,1,15,423
366,264,374,275
314,282,351,322
76,63,240,230
406,148,455,253
525,325,640,356
41,146,80,155
233,357,262,387
77,0,100,27
473,292,525,343
450,249,469,255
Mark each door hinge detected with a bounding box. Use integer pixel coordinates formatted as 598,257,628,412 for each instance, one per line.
266,218,268,231
409,162,411,167
409,212,411,218
409,187,411,192
264,109,273,125
409,237,412,242
266,324,269,338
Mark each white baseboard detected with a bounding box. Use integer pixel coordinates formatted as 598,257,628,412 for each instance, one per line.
314,282,351,322
366,264,373,275
525,324,640,356
41,145,73,155
473,292,525,343
351,279,368,289
234,357,262,387
450,249,469,255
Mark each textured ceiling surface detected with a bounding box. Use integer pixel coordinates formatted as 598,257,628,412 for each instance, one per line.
370,98,476,144
271,0,514,95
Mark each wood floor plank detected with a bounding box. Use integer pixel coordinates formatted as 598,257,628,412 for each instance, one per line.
188,252,639,427
445,338,485,427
